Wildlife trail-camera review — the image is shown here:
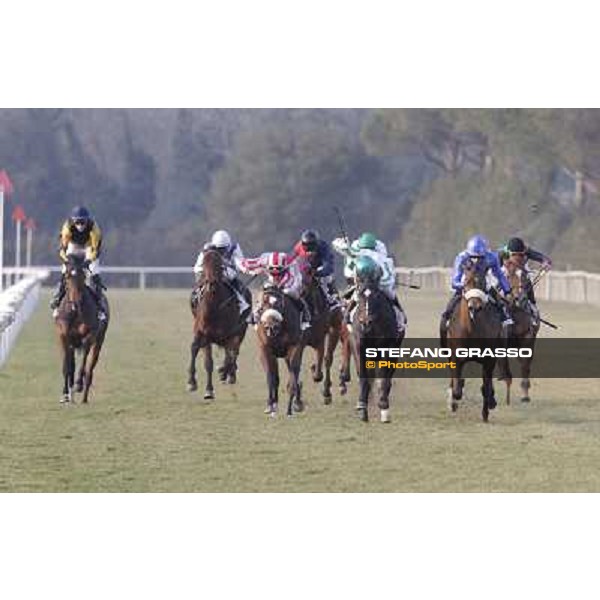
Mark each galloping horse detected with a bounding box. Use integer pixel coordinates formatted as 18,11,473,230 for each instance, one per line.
188,250,249,399
301,267,343,405
351,278,404,423
441,262,503,422
55,253,110,404
255,285,306,418
497,259,540,404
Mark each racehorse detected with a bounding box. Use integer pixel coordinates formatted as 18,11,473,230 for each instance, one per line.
55,253,110,405
497,259,540,404
441,262,503,422
255,285,306,418
350,278,404,423
301,267,343,405
187,250,249,400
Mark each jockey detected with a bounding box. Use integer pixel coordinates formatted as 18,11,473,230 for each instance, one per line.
50,206,107,321
334,232,406,335
292,230,340,309
332,233,388,284
498,237,552,306
193,230,250,316
441,235,513,330
240,252,311,330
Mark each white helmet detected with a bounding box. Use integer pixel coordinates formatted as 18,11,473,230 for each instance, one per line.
211,230,232,249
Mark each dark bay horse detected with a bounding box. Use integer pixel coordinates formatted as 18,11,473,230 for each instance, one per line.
350,280,404,423
302,268,343,405
497,260,540,405
188,250,249,400
442,263,503,422
55,254,110,405
255,285,306,418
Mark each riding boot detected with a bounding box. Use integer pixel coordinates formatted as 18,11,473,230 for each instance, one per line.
299,297,312,330
392,296,407,334
50,276,67,314
231,277,251,315
91,275,107,322
489,287,514,329
345,298,357,325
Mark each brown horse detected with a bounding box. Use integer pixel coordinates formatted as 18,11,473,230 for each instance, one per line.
442,262,503,423
255,285,306,418
302,268,343,405
188,250,249,400
497,260,540,405
55,254,109,405
350,279,404,423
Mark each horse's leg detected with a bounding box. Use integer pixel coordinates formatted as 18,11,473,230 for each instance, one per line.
82,341,102,404
76,345,90,393
323,326,338,405
520,355,532,403
358,377,370,422
311,341,324,384
287,347,304,417
187,334,202,392
379,376,392,423
339,327,352,396
481,360,496,423
226,336,242,385
497,356,512,405
203,343,215,400
59,335,71,404
260,349,279,416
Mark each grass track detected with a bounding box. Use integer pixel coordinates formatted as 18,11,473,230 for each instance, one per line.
0,289,599,492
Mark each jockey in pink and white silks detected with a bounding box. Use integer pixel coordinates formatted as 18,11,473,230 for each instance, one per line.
193,230,250,316
240,252,312,330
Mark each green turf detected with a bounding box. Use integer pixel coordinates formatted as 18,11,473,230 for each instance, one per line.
0,289,599,492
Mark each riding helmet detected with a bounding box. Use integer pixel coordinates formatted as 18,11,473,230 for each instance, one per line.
71,206,91,223
507,237,526,254
466,235,488,257
358,232,378,251
354,256,380,281
211,230,232,249
301,230,320,251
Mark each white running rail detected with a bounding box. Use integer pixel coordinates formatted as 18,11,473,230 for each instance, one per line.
0,270,50,368
396,267,600,306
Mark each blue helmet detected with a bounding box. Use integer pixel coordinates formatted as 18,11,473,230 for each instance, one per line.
466,235,488,258
71,206,91,222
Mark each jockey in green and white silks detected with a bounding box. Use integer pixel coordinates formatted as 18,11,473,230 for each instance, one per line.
332,232,406,335
333,233,389,284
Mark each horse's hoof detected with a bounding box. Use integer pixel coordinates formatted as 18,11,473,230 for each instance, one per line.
451,402,458,413
187,382,197,393
75,384,84,394
227,375,237,385
489,397,497,410
380,409,391,424
293,400,305,414
204,392,215,401
60,396,70,405
521,396,531,404
482,413,489,423
323,394,332,406
360,411,369,423
339,386,347,397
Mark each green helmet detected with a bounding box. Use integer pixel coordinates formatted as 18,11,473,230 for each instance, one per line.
354,255,380,281
358,232,378,250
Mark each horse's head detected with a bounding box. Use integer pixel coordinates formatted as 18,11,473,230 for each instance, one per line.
259,287,285,339
355,279,384,336
462,261,488,314
64,253,88,306
201,249,224,286
504,259,525,299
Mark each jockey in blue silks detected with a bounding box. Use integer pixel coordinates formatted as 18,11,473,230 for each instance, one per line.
441,235,514,332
